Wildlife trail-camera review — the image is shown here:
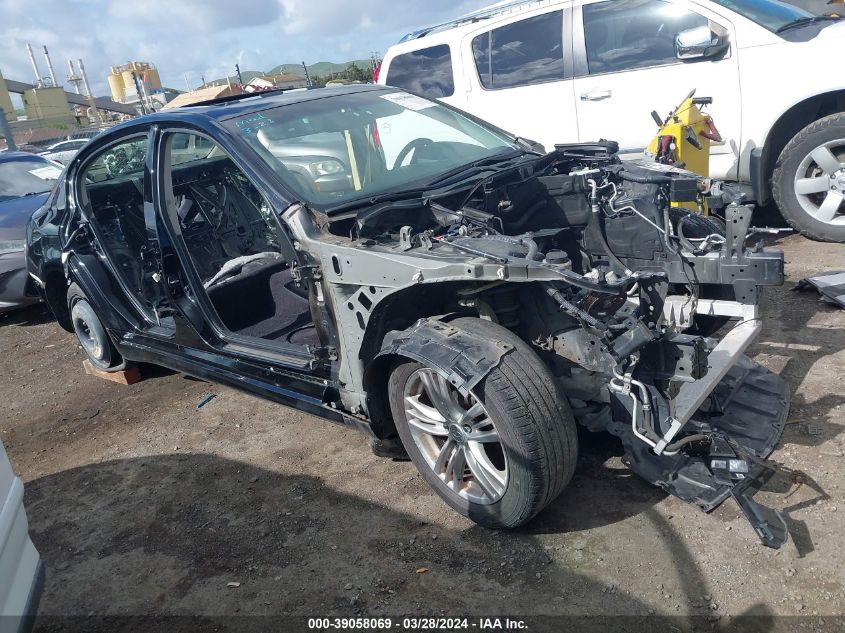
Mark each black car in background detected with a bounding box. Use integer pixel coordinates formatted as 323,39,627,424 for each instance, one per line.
26,85,790,542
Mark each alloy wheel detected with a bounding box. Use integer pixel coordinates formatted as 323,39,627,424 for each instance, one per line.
793,140,845,225
403,368,508,505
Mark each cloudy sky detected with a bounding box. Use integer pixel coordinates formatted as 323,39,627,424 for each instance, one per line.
0,0,489,97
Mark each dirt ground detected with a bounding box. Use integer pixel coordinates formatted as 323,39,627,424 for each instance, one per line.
2,230,845,630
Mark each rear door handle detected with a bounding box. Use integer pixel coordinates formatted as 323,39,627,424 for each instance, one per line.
581,88,613,101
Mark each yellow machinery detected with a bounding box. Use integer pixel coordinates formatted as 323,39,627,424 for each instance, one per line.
647,89,722,178
646,90,723,212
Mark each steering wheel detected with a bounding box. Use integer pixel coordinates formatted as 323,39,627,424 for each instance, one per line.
392,138,433,170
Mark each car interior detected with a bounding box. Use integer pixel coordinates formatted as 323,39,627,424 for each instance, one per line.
83,140,151,302
164,137,320,348
83,134,320,348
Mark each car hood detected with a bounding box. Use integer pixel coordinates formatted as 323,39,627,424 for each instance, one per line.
815,18,845,40
0,192,49,241
777,16,845,42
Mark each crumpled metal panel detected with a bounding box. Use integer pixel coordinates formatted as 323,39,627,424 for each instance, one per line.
796,270,845,308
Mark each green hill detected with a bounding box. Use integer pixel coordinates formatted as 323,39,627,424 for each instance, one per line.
207,59,374,86
206,69,265,87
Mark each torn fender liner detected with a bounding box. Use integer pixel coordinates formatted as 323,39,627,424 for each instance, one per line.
622,356,790,548
732,470,788,549
795,270,845,308
376,319,514,396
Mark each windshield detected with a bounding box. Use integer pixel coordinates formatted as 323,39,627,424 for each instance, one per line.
0,157,62,201
224,89,517,209
712,0,814,32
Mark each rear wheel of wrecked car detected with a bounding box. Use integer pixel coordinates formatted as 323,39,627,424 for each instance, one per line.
67,283,124,372
772,113,845,243
388,318,578,529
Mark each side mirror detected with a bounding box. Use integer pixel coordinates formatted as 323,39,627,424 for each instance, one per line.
675,25,729,61
514,136,546,154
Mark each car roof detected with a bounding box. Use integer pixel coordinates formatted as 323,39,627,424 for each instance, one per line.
0,151,51,163
393,0,565,46
109,84,392,132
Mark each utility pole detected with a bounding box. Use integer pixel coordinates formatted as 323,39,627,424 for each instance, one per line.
0,107,16,151
43,45,57,87
67,60,82,94
131,72,148,115
301,61,312,87
235,64,244,86
26,43,42,85
78,58,103,124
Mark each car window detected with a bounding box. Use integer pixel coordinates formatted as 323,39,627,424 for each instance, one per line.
84,137,147,183
56,140,86,150
163,133,282,286
168,131,222,165
171,134,190,150
0,157,61,201
472,10,566,90
583,0,710,74
711,0,811,32
226,90,516,209
385,45,455,99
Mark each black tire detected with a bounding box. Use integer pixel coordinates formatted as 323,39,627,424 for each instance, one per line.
67,283,124,372
387,317,578,529
772,113,845,242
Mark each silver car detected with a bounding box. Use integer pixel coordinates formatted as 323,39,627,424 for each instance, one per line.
0,439,42,629
38,139,90,166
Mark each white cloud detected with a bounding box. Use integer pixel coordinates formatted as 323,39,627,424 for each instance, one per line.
0,0,490,96
106,0,282,30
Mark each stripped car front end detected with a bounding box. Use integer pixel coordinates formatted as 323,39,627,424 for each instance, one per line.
279,139,789,546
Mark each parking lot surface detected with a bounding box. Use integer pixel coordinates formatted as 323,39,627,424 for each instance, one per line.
2,232,844,625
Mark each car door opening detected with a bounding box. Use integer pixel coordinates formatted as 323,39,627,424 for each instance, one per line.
163,132,319,348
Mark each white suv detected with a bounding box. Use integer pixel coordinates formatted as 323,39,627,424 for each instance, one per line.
378,0,845,241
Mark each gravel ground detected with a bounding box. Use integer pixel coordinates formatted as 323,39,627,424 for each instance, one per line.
1,231,844,630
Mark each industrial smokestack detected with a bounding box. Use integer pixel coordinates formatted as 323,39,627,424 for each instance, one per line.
26,43,42,85
43,45,57,87
77,58,103,124
67,60,81,94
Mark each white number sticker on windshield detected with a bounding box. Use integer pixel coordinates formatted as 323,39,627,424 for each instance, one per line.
29,166,62,180
380,93,435,112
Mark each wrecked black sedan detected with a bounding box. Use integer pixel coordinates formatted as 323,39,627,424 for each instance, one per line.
26,85,790,545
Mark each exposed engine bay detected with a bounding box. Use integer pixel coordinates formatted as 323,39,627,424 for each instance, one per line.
285,142,790,547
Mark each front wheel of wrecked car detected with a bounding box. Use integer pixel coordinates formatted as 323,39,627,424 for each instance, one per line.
67,282,124,372
388,318,578,529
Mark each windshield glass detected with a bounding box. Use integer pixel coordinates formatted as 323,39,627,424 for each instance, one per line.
0,157,62,201
224,89,517,208
712,0,814,31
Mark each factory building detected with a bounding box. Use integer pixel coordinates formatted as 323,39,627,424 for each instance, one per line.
106,61,177,111
0,69,16,121
22,86,73,126
108,61,162,103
